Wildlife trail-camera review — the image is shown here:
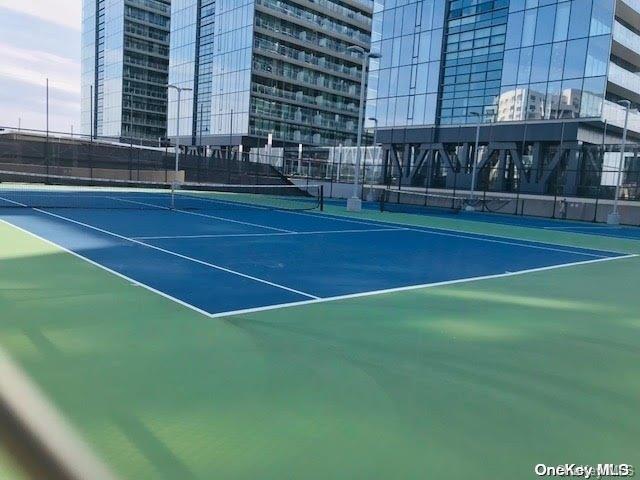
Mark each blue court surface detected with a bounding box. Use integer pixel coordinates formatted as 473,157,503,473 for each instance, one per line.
0,191,629,317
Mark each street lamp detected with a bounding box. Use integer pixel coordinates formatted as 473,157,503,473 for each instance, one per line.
346,45,381,212
366,117,379,198
608,99,631,225
368,117,379,146
129,93,134,145
167,84,192,208
466,111,482,211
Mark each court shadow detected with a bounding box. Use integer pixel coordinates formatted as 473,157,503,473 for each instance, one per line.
110,411,196,480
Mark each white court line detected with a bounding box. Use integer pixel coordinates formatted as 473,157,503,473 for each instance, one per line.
206,253,638,318
108,196,295,233
0,218,216,319
282,211,612,258
0,197,319,300
543,226,628,231
134,227,407,240
1,208,636,320
198,197,630,256
117,194,615,258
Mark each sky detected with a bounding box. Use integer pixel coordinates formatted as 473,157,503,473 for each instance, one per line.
0,0,82,133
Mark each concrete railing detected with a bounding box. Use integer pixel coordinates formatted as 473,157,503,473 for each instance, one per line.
613,20,640,54
602,98,640,133
608,62,640,94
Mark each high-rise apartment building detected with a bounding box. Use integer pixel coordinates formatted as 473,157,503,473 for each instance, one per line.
167,0,373,149
367,0,640,196
81,0,171,142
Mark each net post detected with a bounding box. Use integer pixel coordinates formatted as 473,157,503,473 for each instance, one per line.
380,188,385,212
320,185,324,211
170,181,176,210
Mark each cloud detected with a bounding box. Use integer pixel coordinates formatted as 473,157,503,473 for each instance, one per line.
0,42,80,94
0,0,81,30
0,76,80,132
0,7,81,131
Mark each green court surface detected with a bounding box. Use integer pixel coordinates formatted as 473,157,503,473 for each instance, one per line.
1,206,639,480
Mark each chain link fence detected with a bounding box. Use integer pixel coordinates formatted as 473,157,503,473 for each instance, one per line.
0,127,290,186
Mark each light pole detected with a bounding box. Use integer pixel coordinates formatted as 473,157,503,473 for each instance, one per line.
198,102,204,153
45,78,49,173
608,100,631,225
128,93,134,178
366,117,378,198
346,45,381,212
167,84,192,208
129,93,134,145
90,84,94,141
368,117,379,147
466,111,482,211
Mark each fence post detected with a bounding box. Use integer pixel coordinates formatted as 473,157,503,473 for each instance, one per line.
361,153,367,200
452,167,458,210
89,137,94,179
165,144,169,183
593,182,601,223
424,150,432,196
551,161,560,219
514,158,521,216
382,148,388,186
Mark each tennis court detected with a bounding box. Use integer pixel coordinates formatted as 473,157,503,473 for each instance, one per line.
0,179,629,318
1,173,640,480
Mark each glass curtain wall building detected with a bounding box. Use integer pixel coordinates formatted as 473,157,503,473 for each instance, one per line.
367,0,640,197
167,0,374,149
81,0,171,142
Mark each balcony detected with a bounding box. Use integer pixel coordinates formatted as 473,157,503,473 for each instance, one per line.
616,0,640,33
612,21,640,67
607,62,640,104
601,99,640,133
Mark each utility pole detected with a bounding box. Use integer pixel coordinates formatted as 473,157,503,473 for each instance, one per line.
90,84,94,142
608,100,631,225
466,111,482,211
46,78,50,173
167,84,193,208
346,46,381,212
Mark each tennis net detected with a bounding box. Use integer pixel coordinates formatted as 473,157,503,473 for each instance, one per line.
379,188,464,214
0,170,323,211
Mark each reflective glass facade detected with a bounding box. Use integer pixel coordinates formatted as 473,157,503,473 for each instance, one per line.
81,0,97,136
366,0,446,129
81,0,171,141
210,0,253,138
100,0,125,138
498,0,614,123
168,0,373,146
368,0,617,129
440,0,508,124
167,0,198,138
